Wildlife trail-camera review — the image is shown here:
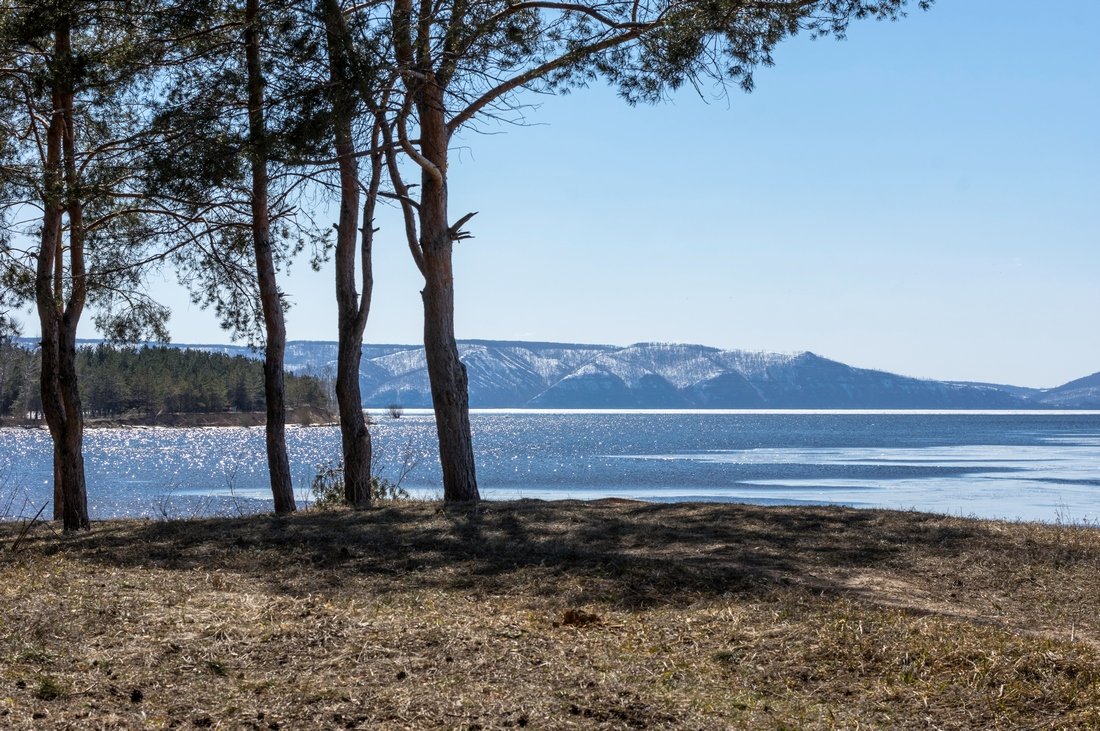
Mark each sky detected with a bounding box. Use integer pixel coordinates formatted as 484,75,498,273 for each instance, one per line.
14,0,1100,388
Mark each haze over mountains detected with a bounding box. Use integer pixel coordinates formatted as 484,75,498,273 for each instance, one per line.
174,339,1100,410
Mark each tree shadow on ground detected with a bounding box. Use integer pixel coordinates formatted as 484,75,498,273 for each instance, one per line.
8,499,1057,612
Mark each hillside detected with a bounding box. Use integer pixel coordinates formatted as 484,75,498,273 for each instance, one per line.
264,339,1089,409
18,337,1097,409
1038,371,1100,408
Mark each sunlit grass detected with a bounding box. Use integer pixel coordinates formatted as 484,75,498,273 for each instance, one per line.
2,500,1098,728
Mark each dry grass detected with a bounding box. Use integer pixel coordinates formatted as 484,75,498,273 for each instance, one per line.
1,500,1099,729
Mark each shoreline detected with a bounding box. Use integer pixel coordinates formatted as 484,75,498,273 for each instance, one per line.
0,405,338,429
6,408,1100,430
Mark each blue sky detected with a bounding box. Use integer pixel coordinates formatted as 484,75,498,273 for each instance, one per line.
23,0,1100,387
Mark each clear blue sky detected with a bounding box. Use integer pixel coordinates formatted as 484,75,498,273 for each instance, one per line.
23,0,1100,388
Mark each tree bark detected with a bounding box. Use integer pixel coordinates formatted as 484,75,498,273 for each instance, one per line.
245,0,295,514
0,346,9,418
55,316,88,529
39,328,88,532
335,327,372,506
52,447,63,520
421,246,478,501
323,0,373,507
36,15,90,532
417,83,479,502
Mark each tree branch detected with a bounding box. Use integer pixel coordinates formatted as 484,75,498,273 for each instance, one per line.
396,91,444,186
448,28,645,135
379,116,425,276
485,2,649,33
448,211,477,241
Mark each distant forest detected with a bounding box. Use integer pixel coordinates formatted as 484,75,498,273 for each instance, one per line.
0,342,331,420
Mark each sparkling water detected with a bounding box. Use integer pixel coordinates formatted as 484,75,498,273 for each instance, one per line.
1,410,1098,523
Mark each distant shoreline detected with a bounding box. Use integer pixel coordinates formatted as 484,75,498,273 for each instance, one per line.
5,406,1100,431
0,405,337,429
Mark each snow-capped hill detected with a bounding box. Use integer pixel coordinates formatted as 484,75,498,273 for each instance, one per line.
351,341,1044,409
369,347,427,378
1036,371,1100,408
597,343,726,389
42,337,1098,408
179,340,1100,409
714,349,805,379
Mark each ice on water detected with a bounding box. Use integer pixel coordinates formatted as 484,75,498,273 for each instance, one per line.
2,411,1098,523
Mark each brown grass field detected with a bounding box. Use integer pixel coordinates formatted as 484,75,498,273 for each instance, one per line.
1,500,1099,729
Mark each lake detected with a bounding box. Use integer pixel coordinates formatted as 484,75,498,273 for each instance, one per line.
2,410,1099,523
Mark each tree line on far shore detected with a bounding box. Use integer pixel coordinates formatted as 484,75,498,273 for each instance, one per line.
0,340,330,420
1,0,928,530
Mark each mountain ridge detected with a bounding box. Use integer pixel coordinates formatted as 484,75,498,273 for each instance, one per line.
20,337,1098,409
203,338,1098,410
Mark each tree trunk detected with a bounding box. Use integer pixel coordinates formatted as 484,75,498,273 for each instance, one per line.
36,15,90,532
336,333,372,506
260,325,295,514
52,446,63,520
421,247,479,501
36,241,88,534
0,348,9,419
323,0,372,507
39,330,89,531
418,86,479,502
245,0,295,514
56,317,88,529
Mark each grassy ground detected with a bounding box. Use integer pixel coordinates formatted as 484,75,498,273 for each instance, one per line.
1,500,1099,729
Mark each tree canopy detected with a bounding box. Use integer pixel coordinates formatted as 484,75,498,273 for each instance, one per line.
0,0,933,524
0,340,330,419
312,0,933,502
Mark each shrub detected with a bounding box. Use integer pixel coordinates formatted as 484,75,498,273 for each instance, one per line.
310,461,409,508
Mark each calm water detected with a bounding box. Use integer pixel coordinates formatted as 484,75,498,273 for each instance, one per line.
1,411,1099,523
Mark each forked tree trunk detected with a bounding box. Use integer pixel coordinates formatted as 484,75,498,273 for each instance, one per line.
418,90,479,502
245,0,295,513
36,16,89,532
323,0,373,506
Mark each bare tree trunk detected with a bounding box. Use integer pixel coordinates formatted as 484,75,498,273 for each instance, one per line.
35,15,89,531
418,88,479,502
0,347,9,419
421,246,478,501
245,0,295,514
42,64,66,525
335,331,372,506
52,447,63,520
56,316,88,528
39,331,88,531
260,323,294,513
323,0,372,506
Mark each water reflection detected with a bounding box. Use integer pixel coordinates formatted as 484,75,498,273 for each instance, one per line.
0,412,1097,523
